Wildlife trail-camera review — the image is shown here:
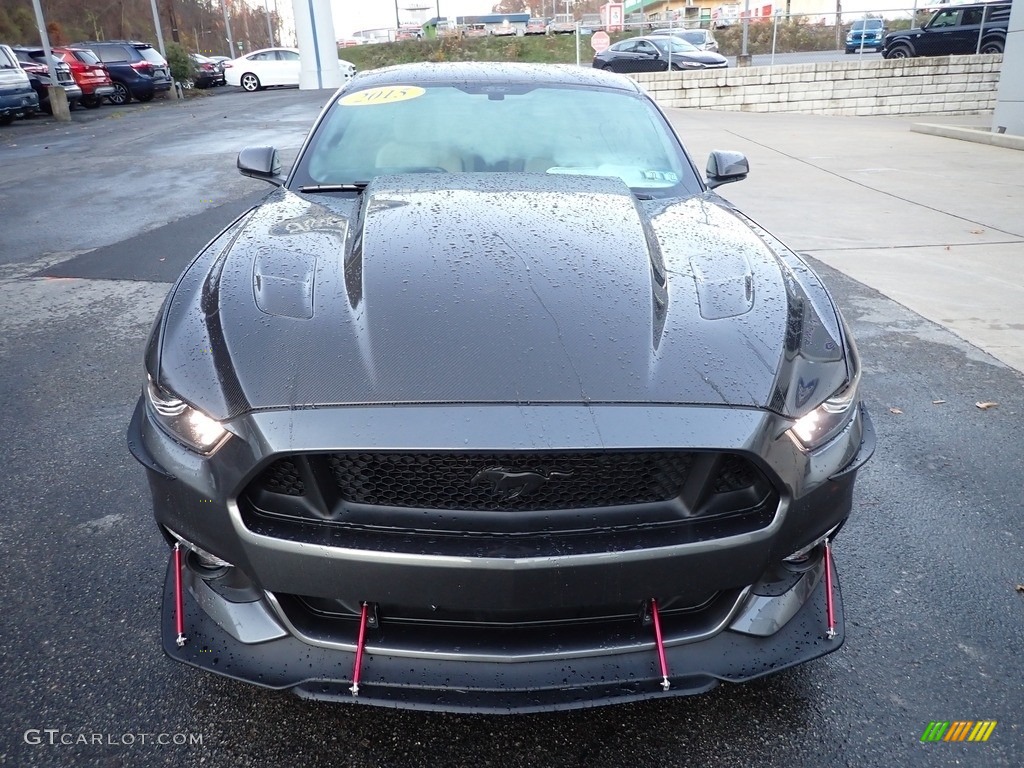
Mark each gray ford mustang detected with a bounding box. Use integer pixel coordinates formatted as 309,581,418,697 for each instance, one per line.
128,62,874,713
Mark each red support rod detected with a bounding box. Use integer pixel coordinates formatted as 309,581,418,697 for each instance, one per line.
824,538,836,640
173,543,187,647
651,598,670,691
350,602,369,696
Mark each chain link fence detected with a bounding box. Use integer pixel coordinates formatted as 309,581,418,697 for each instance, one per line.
566,3,1008,68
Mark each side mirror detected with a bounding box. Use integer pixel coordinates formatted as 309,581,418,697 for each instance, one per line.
237,146,285,186
706,150,749,189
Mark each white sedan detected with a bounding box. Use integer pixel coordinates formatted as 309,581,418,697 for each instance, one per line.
224,47,355,92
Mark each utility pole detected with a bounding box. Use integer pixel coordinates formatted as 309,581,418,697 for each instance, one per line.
166,0,181,43
264,0,274,46
29,0,70,121
222,0,234,57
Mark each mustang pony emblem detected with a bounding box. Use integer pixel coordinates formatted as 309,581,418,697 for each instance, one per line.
471,467,575,500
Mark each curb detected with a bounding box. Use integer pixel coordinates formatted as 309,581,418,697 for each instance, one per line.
910,122,1024,151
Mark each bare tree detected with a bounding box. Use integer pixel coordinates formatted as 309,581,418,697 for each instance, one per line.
492,1,528,13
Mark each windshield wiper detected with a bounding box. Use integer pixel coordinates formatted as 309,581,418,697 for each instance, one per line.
299,183,368,193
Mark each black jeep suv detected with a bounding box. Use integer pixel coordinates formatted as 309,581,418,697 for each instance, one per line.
883,1,1011,58
70,40,172,104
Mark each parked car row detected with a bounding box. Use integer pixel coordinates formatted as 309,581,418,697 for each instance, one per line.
0,38,175,123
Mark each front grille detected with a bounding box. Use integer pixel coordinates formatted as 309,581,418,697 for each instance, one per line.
241,449,779,556
325,451,693,512
262,458,305,496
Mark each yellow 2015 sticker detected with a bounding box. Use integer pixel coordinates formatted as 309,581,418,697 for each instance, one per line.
339,86,425,106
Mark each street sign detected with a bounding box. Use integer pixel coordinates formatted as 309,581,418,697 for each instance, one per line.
591,31,610,53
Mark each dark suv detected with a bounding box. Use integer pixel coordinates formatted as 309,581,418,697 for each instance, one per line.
70,40,172,104
11,46,83,112
883,1,1011,58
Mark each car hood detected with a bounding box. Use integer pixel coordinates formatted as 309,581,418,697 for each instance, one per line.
152,174,847,421
675,51,727,65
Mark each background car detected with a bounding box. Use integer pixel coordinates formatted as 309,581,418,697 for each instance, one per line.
11,46,82,112
883,1,1010,58
224,47,300,91
225,47,354,91
525,18,547,34
845,18,886,54
593,36,728,73
648,28,720,53
53,47,115,108
0,43,38,124
70,40,172,104
189,53,225,88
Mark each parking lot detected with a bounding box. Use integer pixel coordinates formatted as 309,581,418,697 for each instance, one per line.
1,89,1023,766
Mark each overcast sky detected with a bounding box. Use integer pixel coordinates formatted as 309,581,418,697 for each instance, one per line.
331,0,495,37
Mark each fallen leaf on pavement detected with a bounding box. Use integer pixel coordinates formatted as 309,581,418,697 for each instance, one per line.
889,407,903,414
970,229,985,234
1016,584,1024,594
932,400,946,405
975,401,998,410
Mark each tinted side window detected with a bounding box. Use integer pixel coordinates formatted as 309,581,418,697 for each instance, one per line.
961,8,983,25
278,50,299,61
73,50,101,66
94,46,129,63
929,10,958,27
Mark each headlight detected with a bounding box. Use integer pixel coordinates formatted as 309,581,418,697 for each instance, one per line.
788,368,860,450
145,375,228,453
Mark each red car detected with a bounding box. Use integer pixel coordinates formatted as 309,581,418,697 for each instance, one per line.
53,47,116,108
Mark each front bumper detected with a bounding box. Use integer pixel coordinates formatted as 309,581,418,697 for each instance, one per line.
0,88,39,116
163,551,844,713
132,399,873,711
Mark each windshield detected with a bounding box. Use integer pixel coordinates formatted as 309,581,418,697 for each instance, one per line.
851,19,883,30
291,83,699,196
676,31,708,46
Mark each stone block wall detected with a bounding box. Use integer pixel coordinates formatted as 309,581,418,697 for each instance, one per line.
630,55,1002,116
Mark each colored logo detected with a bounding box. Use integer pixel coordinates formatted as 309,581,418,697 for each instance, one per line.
920,721,997,742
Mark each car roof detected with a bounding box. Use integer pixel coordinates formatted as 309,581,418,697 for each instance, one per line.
240,47,299,55
346,62,641,94
74,40,154,47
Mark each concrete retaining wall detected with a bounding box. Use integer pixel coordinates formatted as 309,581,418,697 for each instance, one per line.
631,55,1002,116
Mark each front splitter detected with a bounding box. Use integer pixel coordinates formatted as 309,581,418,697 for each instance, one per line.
161,557,845,714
